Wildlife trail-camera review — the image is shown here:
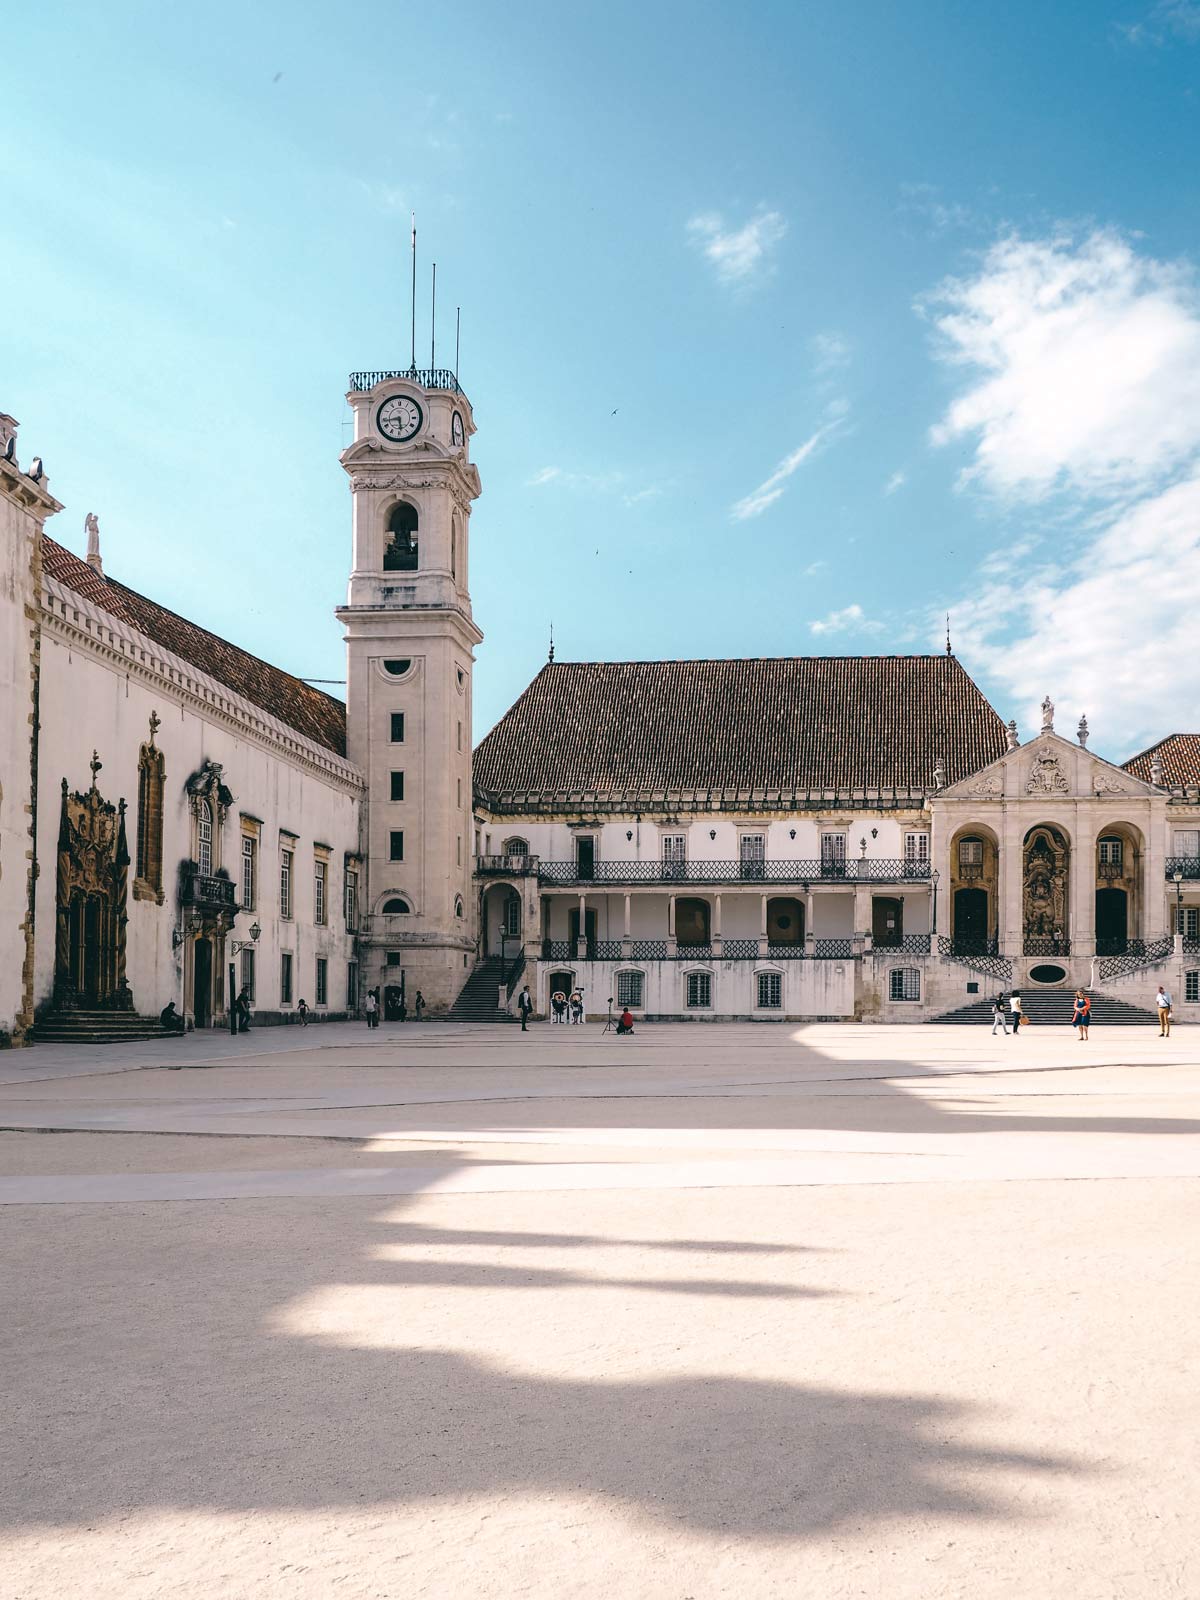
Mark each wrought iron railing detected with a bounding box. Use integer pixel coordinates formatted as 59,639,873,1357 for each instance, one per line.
348,368,461,392
505,949,526,1000
541,940,574,962
180,870,236,911
676,944,713,960
594,940,624,960
767,943,809,960
874,933,932,954
722,938,760,959
1184,937,1200,955
630,939,668,960
1094,936,1158,957
536,858,932,886
1096,935,1174,982
1165,857,1200,880
937,935,1011,982
477,853,539,876
813,938,854,959
1024,938,1071,957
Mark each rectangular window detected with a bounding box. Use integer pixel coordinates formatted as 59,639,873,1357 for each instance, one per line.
280,951,293,1005
314,859,327,926
616,971,644,1008
456,835,462,867
1098,837,1123,866
503,893,521,936
662,834,687,878
315,957,328,1007
890,967,921,1002
386,950,401,967
575,835,596,879
345,868,358,929
390,712,405,743
240,947,256,1002
1186,970,1199,1003
1180,906,1200,939
457,776,462,809
241,834,257,910
820,833,847,874
348,962,358,1008
280,849,293,920
686,971,712,1009
739,833,766,881
457,720,463,752
904,833,929,863
197,807,213,877
757,971,782,1009
959,838,984,867
390,771,405,802
390,831,404,862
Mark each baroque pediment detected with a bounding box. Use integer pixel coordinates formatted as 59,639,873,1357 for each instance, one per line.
939,732,1158,803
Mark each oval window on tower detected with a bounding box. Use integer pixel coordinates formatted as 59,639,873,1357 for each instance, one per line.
383,660,412,677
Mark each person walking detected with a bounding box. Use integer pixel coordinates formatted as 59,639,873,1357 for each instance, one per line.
1156,984,1173,1037
1072,989,1091,1041
236,986,251,1033
1009,990,1023,1038
991,996,1009,1036
398,993,408,1023
414,990,425,1022
517,984,533,1031
297,998,308,1027
364,990,377,1029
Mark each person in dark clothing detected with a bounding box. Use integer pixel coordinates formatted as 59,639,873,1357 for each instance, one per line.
297,999,308,1026
236,987,251,1033
159,1001,185,1035
518,985,533,1030
414,991,425,1021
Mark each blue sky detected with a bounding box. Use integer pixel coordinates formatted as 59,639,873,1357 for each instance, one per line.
6,0,1200,758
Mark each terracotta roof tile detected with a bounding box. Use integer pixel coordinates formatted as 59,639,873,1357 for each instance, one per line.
474,655,1007,801
42,538,347,757
1123,734,1200,787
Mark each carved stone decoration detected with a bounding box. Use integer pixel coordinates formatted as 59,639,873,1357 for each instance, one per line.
964,775,1003,799
1023,825,1069,945
52,758,134,1013
1041,695,1054,733
1027,752,1070,795
185,759,234,824
1094,774,1134,796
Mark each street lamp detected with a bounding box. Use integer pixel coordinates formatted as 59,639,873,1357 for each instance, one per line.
931,868,941,937
228,920,262,1035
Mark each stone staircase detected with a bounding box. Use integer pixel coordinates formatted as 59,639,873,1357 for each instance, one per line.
933,991,1160,1027
28,1008,176,1045
448,958,510,1022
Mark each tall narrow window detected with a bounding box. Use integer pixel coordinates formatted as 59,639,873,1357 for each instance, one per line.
390,831,404,862
383,502,418,571
348,962,358,1008
756,971,782,1009
315,957,328,1006
280,848,293,919
390,713,405,743
1187,970,1199,1002
314,859,327,926
135,743,165,899
820,833,846,875
739,833,766,881
451,520,458,580
1098,837,1123,867
240,948,256,1001
280,952,293,1005
457,720,463,752
345,867,359,929
904,833,929,864
390,771,405,801
241,834,257,910
662,834,687,878
196,800,213,877
457,777,462,809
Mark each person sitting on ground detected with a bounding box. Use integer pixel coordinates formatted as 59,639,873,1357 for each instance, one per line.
159,1000,185,1035
616,1006,635,1035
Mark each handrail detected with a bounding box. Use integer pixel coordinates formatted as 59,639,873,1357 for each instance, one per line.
537,858,931,886
348,368,461,393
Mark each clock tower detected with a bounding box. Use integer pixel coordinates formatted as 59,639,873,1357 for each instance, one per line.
337,367,482,1014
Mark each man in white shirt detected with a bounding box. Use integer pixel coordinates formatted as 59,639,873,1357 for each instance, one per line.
1009,991,1023,1039
1155,986,1172,1037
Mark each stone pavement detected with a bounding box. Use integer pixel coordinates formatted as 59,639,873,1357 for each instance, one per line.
3,1021,1199,1598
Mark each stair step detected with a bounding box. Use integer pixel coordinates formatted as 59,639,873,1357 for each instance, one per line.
933,991,1160,1025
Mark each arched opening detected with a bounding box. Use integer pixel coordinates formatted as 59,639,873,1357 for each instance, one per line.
872,895,904,947
1095,823,1143,954
381,897,411,915
502,837,529,862
483,883,522,956
1023,823,1071,956
675,897,711,948
950,824,999,952
383,502,419,572
548,971,576,1018
766,896,805,947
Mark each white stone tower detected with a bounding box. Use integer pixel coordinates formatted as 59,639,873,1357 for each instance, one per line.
337,368,482,1014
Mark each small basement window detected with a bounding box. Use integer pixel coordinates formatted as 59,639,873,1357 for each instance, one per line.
890,967,921,1002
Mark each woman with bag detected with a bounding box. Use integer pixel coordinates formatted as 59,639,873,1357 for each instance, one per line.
1072,989,1091,1040
1009,991,1024,1037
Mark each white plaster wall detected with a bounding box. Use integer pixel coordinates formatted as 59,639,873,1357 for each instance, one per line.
0,483,39,1038
534,956,854,1018
35,629,361,1021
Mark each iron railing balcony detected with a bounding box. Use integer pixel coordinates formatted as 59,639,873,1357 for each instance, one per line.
537,937,857,962
872,933,933,954
348,368,461,393
476,853,540,877
537,858,932,887
1165,856,1200,880
180,869,237,912
1023,938,1072,957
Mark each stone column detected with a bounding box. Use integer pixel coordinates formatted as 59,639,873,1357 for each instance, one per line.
713,893,723,955
854,885,872,953
1001,816,1023,960
1071,812,1096,960
623,892,632,955
576,892,587,960
760,894,768,959
667,893,677,957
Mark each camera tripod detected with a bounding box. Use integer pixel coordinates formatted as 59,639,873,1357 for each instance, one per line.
601,996,615,1034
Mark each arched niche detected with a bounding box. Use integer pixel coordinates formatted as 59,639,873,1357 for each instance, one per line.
950,822,1000,949
1023,822,1071,954
383,501,419,572
1095,819,1145,953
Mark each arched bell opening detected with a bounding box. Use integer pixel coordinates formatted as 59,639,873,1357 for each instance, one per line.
383,501,419,572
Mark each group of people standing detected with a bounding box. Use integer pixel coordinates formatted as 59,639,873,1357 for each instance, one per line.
549,987,586,1025
363,988,424,1027
990,985,1176,1041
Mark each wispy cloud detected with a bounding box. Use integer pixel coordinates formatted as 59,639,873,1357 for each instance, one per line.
687,207,786,287
883,470,907,496
899,182,974,236
802,559,829,577
528,465,660,503
928,226,1200,748
1116,2,1200,44
623,485,663,507
810,603,884,638
730,407,849,521
811,331,850,373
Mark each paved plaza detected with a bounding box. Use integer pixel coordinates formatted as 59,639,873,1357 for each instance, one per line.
4,1020,1200,1598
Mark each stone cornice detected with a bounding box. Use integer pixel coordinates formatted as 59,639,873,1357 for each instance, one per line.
42,576,364,796
0,456,63,518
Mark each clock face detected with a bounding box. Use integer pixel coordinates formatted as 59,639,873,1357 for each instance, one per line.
377,394,423,442
451,410,465,447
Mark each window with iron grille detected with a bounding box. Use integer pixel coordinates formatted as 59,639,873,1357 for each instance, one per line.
890,967,921,1002
240,948,256,1002
1180,907,1200,939
685,971,711,1009
280,849,293,920
616,970,644,1008
280,951,293,1005
757,971,782,1009
316,957,328,1007
241,834,257,910
1186,970,1199,1003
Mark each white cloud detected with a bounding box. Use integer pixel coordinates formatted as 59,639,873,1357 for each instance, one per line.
883,470,907,496
899,182,973,236
687,208,786,287
928,230,1200,499
810,603,884,638
623,485,662,507
802,559,829,577
730,409,848,521
528,466,561,487
811,331,850,373
1118,2,1200,44
928,227,1200,749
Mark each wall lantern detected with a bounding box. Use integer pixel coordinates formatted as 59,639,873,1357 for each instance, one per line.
789,828,796,840
626,829,633,841
709,829,716,840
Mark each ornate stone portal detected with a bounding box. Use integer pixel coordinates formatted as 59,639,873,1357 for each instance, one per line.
1023,825,1069,948
53,752,133,1011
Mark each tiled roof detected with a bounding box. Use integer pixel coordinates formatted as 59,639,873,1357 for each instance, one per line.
1123,734,1200,787
474,655,1007,801
42,538,347,757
